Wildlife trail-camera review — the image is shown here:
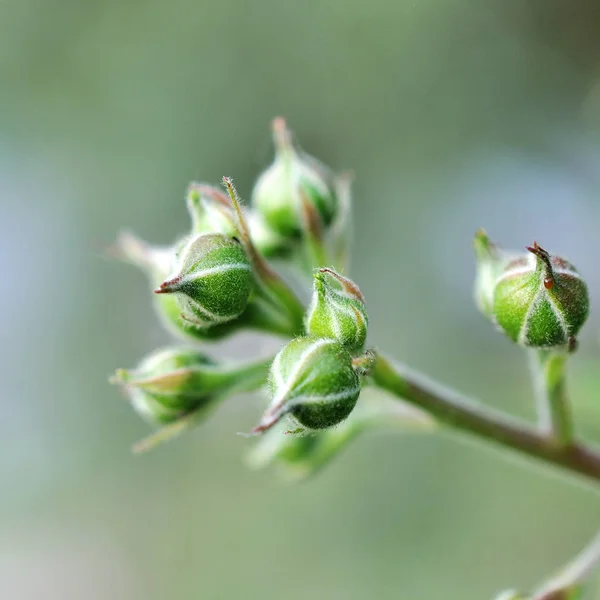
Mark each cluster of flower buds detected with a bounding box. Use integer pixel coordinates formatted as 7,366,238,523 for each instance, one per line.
112,119,362,450
249,268,372,435
474,230,589,351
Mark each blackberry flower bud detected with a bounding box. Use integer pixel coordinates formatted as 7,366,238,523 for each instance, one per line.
253,337,361,433
493,242,589,349
156,233,253,327
305,268,368,352
252,117,337,238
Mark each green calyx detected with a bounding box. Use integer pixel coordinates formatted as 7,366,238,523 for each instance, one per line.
253,336,362,433
305,268,368,352
493,242,589,350
251,117,337,238
156,233,253,328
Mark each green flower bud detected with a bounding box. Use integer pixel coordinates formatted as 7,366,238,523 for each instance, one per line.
247,210,292,259
113,231,243,340
112,347,272,450
156,233,253,327
112,347,223,425
473,229,517,320
186,183,237,236
252,117,337,238
253,337,361,433
493,242,589,349
305,268,368,352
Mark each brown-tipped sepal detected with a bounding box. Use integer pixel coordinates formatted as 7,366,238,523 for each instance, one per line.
251,117,337,238
493,242,589,349
305,268,368,353
156,233,253,328
253,337,361,434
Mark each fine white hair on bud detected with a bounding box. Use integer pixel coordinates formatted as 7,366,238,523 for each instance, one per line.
251,117,337,239
305,268,368,352
492,242,589,350
253,336,361,434
155,233,253,328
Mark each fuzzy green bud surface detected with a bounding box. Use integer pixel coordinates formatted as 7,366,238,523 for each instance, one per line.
493,242,589,349
253,337,361,433
252,117,337,238
305,268,368,352
156,233,253,328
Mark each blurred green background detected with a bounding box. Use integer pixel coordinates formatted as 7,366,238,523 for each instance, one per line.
3,0,600,598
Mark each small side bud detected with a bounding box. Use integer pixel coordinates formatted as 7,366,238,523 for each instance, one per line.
186,183,236,236
253,337,361,433
112,348,272,450
252,117,337,238
246,421,362,481
111,347,222,425
305,268,368,352
247,210,292,259
156,233,253,327
493,242,589,349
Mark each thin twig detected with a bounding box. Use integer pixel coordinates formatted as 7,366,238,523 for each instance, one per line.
371,353,600,486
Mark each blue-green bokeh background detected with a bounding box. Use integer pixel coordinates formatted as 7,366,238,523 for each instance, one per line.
3,1,600,598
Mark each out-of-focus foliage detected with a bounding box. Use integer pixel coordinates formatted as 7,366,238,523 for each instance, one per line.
2,0,600,599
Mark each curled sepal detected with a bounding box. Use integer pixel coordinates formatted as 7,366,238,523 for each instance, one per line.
111,347,271,451
156,233,253,327
253,337,362,433
473,229,514,320
186,183,237,236
305,268,368,353
493,242,589,350
246,395,435,481
252,117,337,239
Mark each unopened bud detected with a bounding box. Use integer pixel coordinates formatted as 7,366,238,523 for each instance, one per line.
252,117,337,238
247,210,292,259
112,347,271,429
156,233,253,327
305,268,368,352
186,183,236,236
253,337,361,433
112,347,223,425
493,242,589,349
